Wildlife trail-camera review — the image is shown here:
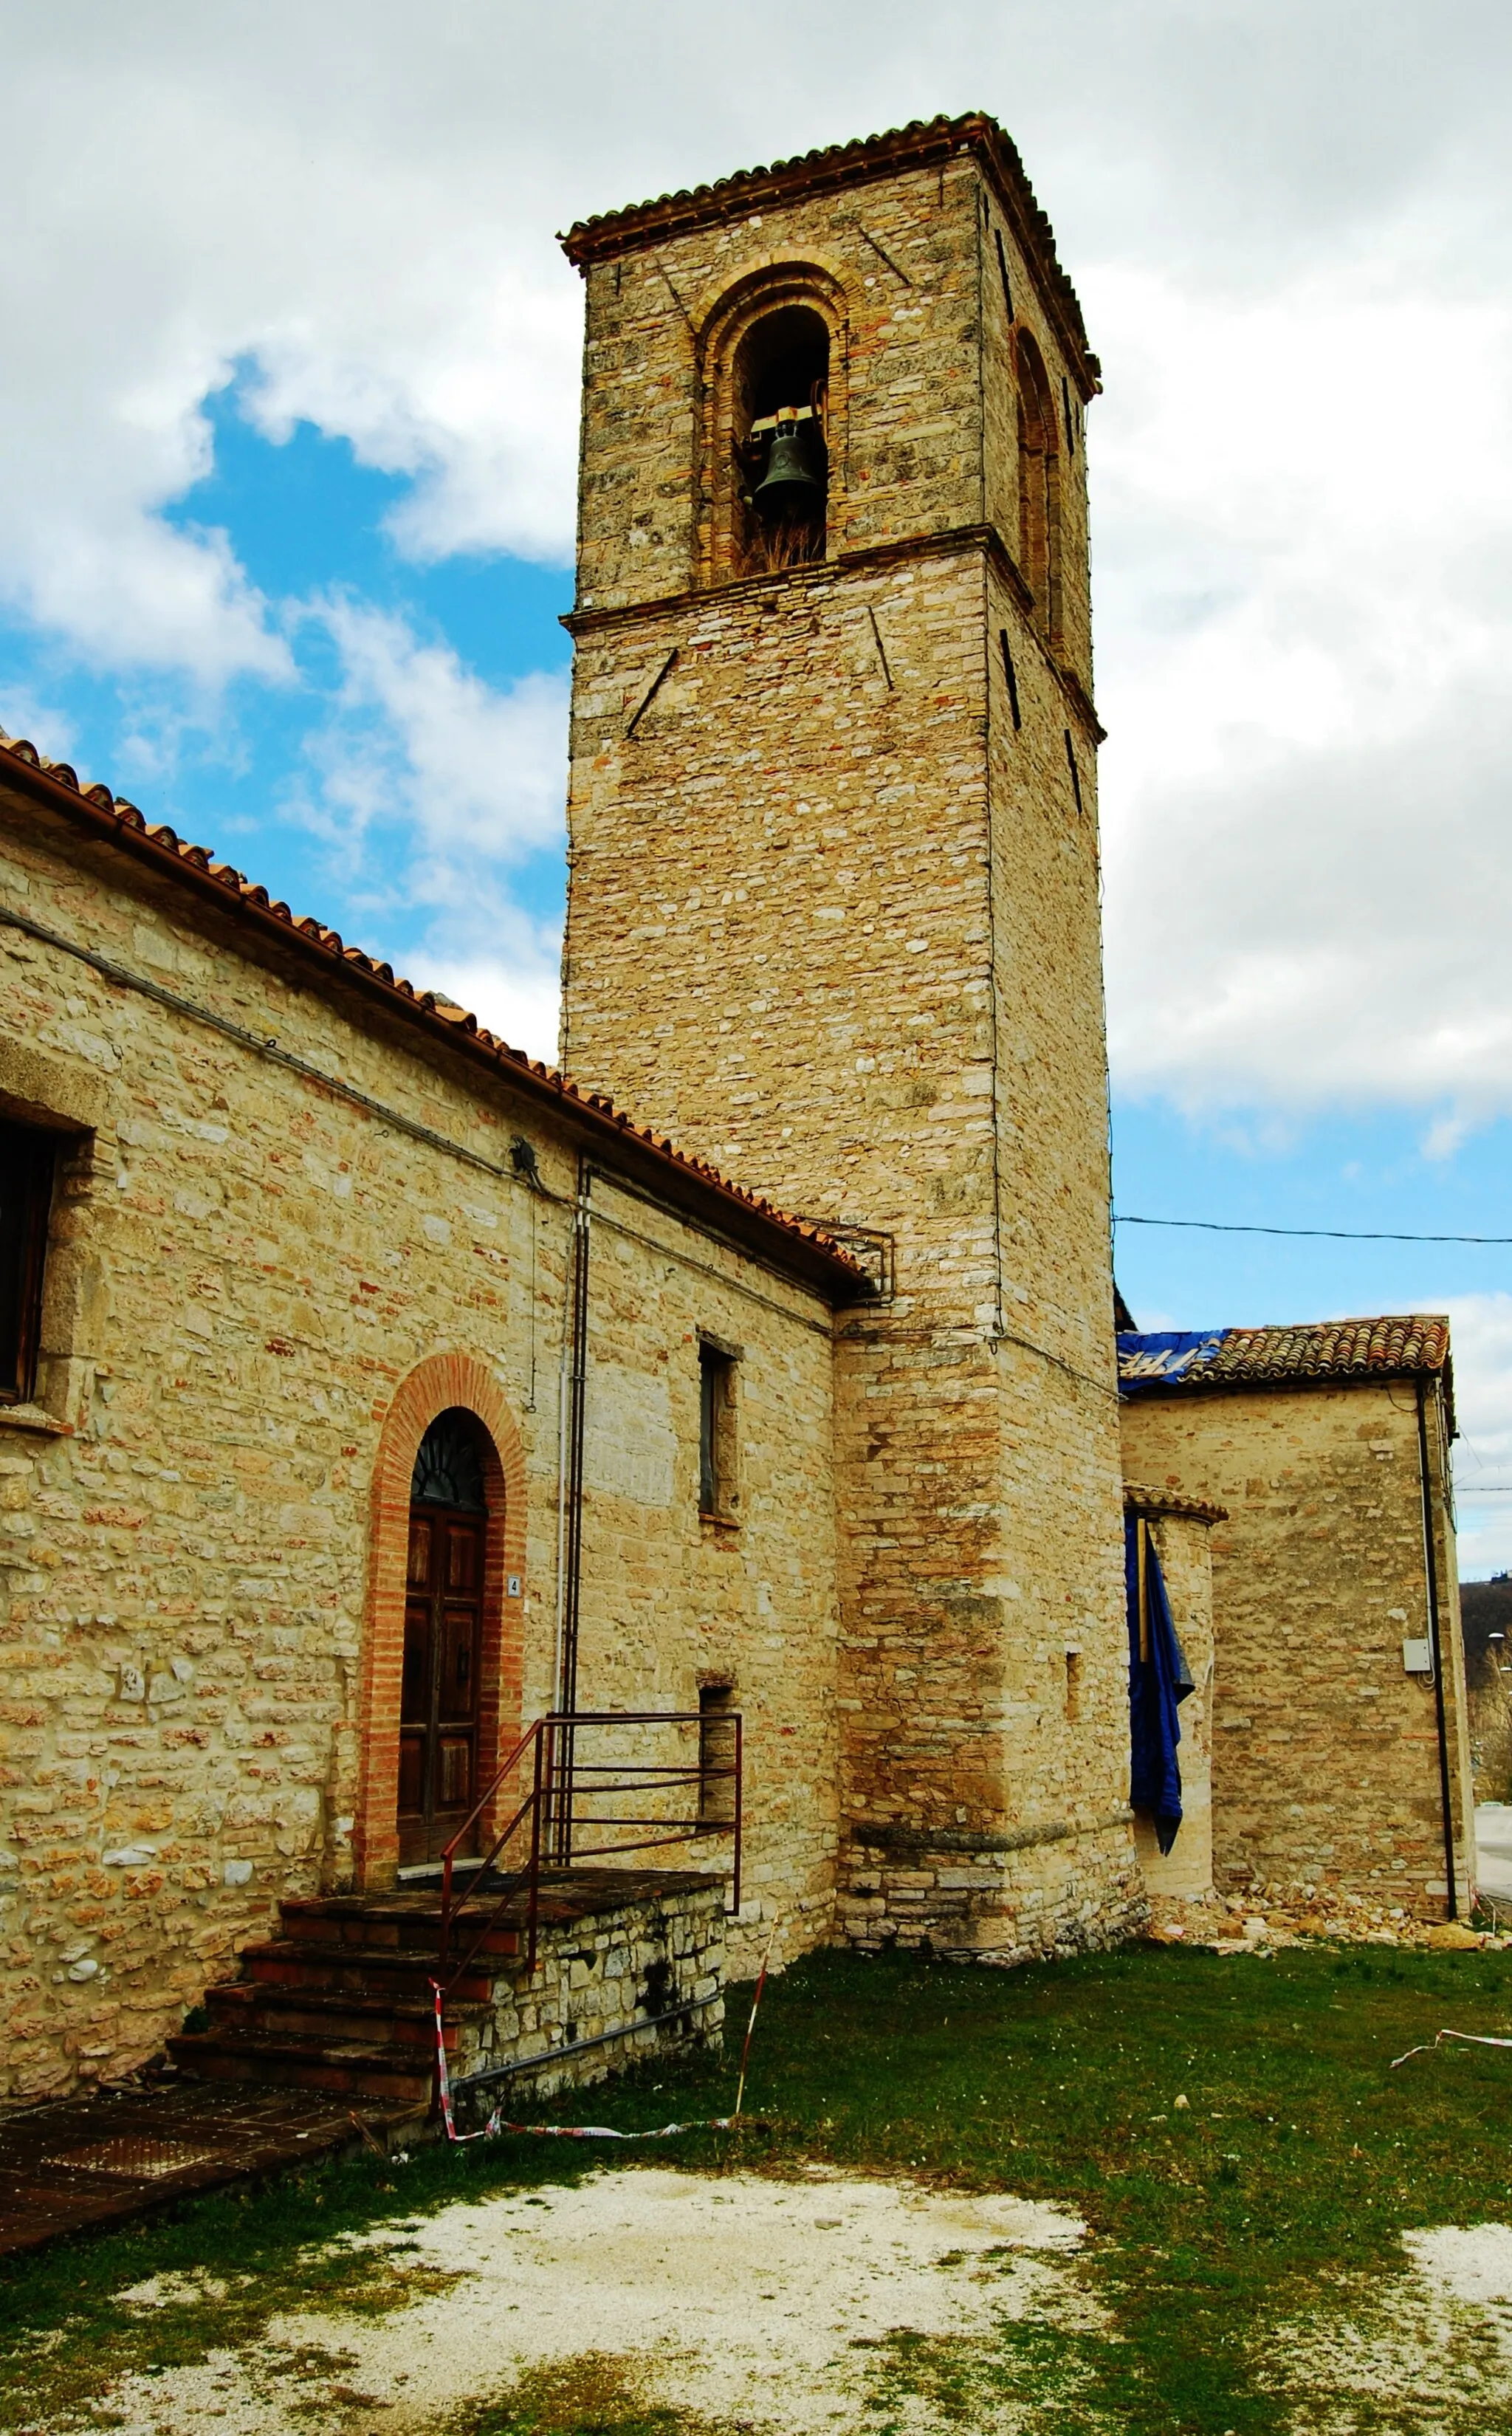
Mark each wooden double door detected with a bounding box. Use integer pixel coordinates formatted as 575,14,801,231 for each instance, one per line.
399,1501,485,1867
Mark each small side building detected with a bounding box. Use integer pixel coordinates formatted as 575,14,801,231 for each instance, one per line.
1118,1317,1473,1921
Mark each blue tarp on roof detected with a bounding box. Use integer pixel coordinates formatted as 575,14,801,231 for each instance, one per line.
1116,1328,1231,1396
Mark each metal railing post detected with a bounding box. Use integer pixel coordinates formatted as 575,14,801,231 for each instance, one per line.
527,1723,545,1971
732,1712,743,1916
435,1708,743,1988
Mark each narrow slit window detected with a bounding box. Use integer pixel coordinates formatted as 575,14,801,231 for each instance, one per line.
1064,729,1085,817
698,1341,739,1518
1062,374,1076,457
0,1120,56,1405
999,630,1023,732
994,228,1015,322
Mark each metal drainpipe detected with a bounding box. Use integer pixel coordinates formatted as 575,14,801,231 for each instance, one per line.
554,1159,591,1861
1415,1374,1459,1919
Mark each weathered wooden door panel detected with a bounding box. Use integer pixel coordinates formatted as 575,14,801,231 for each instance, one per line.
396,1506,485,1865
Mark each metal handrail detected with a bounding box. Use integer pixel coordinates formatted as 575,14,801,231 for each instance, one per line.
436,1709,742,1993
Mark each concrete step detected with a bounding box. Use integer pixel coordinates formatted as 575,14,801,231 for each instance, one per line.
167,2026,435,2106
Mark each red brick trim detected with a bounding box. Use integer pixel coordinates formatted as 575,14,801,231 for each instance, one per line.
354,1353,528,1890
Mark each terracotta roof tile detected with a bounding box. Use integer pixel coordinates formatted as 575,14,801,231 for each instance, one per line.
1120,1314,1451,1390
0,728,868,1297
560,112,1099,394
1123,1483,1229,1526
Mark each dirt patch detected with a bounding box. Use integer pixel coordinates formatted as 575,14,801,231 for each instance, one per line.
77,2169,1096,2434
1261,2223,1512,2432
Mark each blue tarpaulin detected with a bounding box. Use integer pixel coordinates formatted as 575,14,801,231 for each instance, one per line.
1116,1328,1230,1396
1127,1514,1195,1853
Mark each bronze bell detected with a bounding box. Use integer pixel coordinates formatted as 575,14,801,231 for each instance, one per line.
752,416,823,518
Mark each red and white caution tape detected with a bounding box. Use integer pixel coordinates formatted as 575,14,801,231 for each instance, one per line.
478,2114,738,2140
1391,2028,1512,2068
733,1916,779,2119
429,1980,740,2143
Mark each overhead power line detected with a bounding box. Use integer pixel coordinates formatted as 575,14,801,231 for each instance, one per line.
1114,1214,1512,1247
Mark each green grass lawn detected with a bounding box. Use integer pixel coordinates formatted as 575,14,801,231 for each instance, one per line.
4,1940,1511,2435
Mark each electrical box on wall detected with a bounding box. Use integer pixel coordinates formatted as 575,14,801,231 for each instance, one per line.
1402,1637,1433,1675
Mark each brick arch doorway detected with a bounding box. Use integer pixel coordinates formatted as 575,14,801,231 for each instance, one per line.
355,1353,527,1890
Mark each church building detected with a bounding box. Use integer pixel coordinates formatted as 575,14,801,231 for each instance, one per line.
0,116,1470,2108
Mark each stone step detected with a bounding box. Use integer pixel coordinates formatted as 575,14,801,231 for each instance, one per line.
204,1980,483,2053
278,1896,524,1959
238,1938,499,2006
166,2026,435,2107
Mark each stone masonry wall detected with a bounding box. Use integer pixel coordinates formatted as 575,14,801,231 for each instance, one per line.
1120,1380,1474,1918
451,1877,725,2117
0,783,841,2099
560,144,1133,1959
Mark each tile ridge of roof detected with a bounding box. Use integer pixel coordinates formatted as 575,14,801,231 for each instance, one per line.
0,726,863,1283
1225,1310,1451,1333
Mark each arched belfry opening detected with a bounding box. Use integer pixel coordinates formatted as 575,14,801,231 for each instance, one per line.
400,1407,491,1866
731,306,830,574
1014,328,1062,648
698,272,843,587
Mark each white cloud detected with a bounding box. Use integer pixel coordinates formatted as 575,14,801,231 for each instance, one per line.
292,598,568,867
425,952,563,1069
0,687,77,761
1447,1294,1512,1579
270,600,568,1063
1096,253,1512,1116
4,1,1512,1121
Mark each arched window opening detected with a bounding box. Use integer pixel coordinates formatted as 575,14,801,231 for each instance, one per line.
411,1407,487,1512
1015,329,1062,649
730,305,830,576
401,1407,492,1864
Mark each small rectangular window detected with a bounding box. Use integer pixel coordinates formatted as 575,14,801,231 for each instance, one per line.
0,1120,55,1405
698,1683,737,1825
698,1340,738,1519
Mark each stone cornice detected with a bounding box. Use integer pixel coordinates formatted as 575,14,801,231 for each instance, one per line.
563,525,1105,740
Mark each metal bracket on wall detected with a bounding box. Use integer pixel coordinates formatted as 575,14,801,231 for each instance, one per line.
626,648,678,738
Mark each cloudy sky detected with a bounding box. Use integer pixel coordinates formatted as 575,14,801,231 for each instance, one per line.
4,1,1512,1568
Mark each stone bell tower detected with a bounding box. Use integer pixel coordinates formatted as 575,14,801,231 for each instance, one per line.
557,115,1141,1956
